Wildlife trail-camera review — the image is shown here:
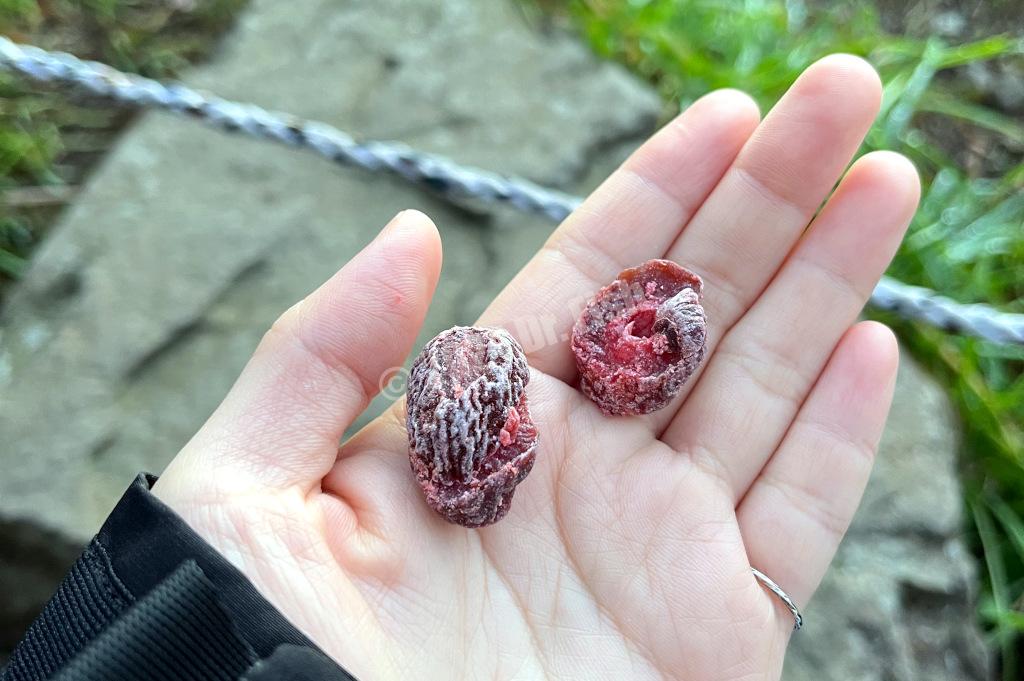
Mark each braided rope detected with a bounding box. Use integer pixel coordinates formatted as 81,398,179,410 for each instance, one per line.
2,37,1021,345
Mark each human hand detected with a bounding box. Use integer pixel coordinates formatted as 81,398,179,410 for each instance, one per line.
153,54,920,680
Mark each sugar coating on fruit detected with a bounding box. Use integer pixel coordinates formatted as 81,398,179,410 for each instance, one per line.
571,259,707,415
406,326,538,528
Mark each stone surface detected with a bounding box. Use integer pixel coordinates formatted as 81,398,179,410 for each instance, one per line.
0,0,990,676
0,0,660,653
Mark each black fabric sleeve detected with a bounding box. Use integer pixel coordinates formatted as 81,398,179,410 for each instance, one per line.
2,474,358,681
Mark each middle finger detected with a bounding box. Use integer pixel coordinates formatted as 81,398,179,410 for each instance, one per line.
643,54,883,434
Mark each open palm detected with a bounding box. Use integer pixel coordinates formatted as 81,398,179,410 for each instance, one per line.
153,55,920,681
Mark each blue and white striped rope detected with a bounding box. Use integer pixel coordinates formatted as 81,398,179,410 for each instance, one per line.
2,36,1021,345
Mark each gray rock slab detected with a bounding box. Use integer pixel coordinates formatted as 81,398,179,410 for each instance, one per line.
0,0,660,541
0,0,660,653
0,0,989,676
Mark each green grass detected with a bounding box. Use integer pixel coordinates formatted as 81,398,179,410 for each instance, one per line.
0,0,246,281
529,0,1024,676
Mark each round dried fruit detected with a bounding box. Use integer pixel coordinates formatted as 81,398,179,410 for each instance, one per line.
571,259,707,415
406,326,538,528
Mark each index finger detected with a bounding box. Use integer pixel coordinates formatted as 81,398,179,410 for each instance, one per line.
477,89,760,382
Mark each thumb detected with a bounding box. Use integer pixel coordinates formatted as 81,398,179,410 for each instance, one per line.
160,210,442,493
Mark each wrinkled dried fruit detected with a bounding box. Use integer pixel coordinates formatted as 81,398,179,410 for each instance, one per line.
571,259,707,415
406,326,538,528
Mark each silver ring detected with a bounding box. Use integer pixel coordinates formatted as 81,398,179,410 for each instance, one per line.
751,567,803,631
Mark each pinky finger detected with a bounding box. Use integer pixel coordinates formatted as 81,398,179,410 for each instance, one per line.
736,321,899,624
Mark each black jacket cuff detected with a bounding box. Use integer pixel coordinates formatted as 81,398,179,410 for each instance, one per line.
2,474,357,681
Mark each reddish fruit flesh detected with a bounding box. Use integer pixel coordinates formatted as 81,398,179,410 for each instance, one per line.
571,259,707,415
406,326,538,528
